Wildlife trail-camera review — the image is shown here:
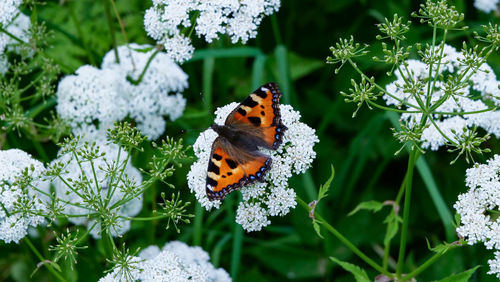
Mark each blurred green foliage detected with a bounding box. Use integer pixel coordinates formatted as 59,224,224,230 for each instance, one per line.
1,0,500,281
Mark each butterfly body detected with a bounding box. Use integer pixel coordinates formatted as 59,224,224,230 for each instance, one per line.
206,83,287,201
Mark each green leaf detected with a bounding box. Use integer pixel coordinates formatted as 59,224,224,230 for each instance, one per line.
434,266,480,282
318,165,335,202
348,200,384,216
426,239,457,254
383,211,401,246
329,256,370,282
312,220,324,239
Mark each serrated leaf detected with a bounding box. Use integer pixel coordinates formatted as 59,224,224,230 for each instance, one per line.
426,239,456,254
318,165,335,202
434,266,480,282
330,256,371,282
348,200,384,216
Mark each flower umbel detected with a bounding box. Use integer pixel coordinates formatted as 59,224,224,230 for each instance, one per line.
340,76,380,117
454,155,500,278
326,36,369,74
99,241,231,281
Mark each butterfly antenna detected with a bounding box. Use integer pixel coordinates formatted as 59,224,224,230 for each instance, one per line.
199,92,215,121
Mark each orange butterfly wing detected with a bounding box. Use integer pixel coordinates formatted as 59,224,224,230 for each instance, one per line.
206,138,271,200
225,82,287,150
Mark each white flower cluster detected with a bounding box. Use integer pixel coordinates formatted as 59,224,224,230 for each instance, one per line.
0,0,22,27
454,155,500,278
56,43,188,139
188,103,318,232
144,0,281,63
48,125,143,238
0,12,30,75
0,149,47,243
474,0,499,13
99,241,231,281
384,44,500,150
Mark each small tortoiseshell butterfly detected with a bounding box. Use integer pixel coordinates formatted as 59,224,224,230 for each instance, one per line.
206,82,287,201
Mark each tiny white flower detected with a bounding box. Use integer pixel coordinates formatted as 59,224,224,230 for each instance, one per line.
236,202,270,232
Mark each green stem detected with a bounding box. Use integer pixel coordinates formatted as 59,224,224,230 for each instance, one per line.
126,49,160,85
270,14,283,45
424,25,438,107
401,244,461,281
104,0,119,63
348,59,420,109
24,237,67,282
396,149,419,277
297,197,393,277
230,194,244,280
367,100,421,114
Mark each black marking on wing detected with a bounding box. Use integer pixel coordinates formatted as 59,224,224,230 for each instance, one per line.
213,153,223,161
207,160,220,174
237,108,246,116
248,116,261,126
254,88,268,98
242,97,258,108
207,177,217,187
225,159,238,169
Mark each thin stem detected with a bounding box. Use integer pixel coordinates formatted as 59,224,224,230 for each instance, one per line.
127,48,160,85
109,0,135,69
104,0,119,63
427,29,448,107
401,244,461,281
432,107,497,115
24,237,67,282
297,197,393,278
270,14,283,45
396,149,419,277
122,215,170,221
424,25,438,107
347,59,420,109
367,100,422,114
427,115,457,145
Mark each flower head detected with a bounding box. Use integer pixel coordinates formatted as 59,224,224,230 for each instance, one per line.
102,44,188,139
0,149,47,243
46,125,143,238
384,44,500,152
99,241,231,281
144,0,280,63
188,103,318,231
454,155,500,278
57,44,188,139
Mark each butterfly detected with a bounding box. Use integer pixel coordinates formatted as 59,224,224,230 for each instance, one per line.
206,82,287,201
